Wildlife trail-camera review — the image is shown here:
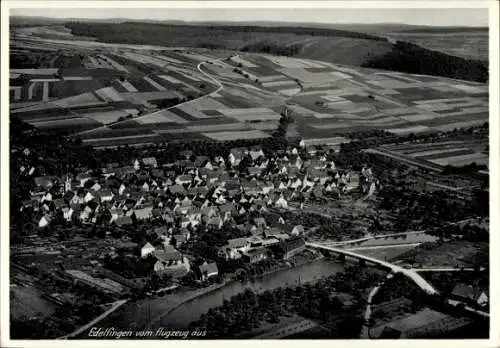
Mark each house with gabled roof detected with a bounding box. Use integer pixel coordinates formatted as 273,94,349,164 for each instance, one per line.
34,176,55,189
142,157,158,168
175,174,192,186
115,215,133,227
198,262,219,281
38,214,52,228
451,283,488,307
141,242,156,258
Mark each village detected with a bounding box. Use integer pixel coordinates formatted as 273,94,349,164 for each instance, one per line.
11,140,377,307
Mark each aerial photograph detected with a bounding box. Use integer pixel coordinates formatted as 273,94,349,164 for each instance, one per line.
3,2,495,343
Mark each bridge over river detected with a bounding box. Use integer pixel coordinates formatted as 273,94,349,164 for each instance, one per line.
306,242,439,296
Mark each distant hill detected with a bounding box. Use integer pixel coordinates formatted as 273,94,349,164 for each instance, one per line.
9,16,67,27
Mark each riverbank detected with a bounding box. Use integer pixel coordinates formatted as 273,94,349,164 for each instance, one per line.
152,258,345,330
80,252,332,336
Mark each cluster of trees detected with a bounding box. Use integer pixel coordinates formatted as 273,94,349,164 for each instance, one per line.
377,185,488,230
372,273,427,308
188,265,383,338
362,41,488,82
103,253,157,279
426,222,489,243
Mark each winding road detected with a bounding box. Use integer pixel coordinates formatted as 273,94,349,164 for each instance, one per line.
76,55,225,137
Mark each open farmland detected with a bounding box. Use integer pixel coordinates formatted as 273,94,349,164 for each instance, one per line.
10,25,488,148
378,135,489,168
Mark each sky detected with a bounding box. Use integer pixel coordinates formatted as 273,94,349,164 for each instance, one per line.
10,7,489,27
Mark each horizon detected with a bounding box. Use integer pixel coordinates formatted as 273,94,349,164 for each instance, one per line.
10,15,490,28
10,8,489,27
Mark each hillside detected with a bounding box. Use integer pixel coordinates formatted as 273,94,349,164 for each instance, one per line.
63,21,488,83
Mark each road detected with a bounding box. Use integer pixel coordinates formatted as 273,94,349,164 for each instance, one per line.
413,267,486,272
306,242,439,295
446,299,490,318
310,230,426,247
76,55,225,137
308,242,490,320
58,299,128,339
346,243,421,251
360,273,394,338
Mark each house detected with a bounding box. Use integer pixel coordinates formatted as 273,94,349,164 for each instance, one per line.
288,225,305,236
169,185,186,196
198,262,219,281
142,157,158,168
218,237,250,260
115,215,133,227
242,248,268,264
99,189,114,202
248,166,263,177
141,242,156,258
133,205,154,220
274,237,306,260
451,283,488,307
77,173,92,187
194,156,210,167
171,234,188,246
133,159,141,170
153,245,190,278
34,176,54,189
207,216,223,229
375,308,467,339
91,182,102,192
41,192,53,203
179,150,193,159
175,175,192,186
84,191,95,203
228,148,244,166
249,148,265,161
275,194,288,209
38,215,52,228
62,207,74,221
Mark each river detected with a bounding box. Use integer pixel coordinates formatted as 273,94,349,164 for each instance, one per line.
153,259,345,330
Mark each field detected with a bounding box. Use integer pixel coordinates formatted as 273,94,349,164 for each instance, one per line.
393,241,488,268
378,136,489,168
10,24,489,148
348,245,419,262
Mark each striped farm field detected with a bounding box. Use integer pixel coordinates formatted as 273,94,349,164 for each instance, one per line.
186,123,248,132
231,56,258,68
247,121,280,131
218,107,281,122
94,87,124,102
81,109,138,124
386,125,432,135
137,110,189,124
188,97,229,110
429,153,489,166
202,130,270,141
82,133,164,145
419,149,476,161
52,92,106,108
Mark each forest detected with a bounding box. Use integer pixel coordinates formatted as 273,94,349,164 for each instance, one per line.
362,41,488,82
64,21,386,42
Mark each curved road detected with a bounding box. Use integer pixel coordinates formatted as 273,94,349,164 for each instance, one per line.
306,242,439,295
76,55,225,137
